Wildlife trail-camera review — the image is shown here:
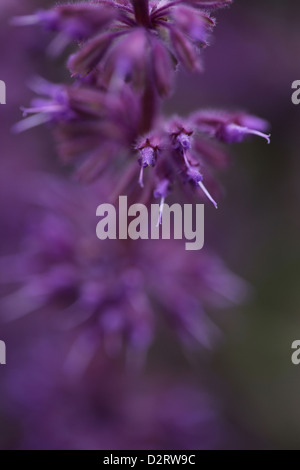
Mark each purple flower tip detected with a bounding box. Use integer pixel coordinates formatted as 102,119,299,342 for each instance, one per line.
176,132,192,151
139,146,156,168
187,167,203,184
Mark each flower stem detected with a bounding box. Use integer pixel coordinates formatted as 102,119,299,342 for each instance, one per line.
140,72,158,134
132,0,150,27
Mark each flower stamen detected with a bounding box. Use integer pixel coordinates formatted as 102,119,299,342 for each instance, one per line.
157,196,165,227
198,181,218,209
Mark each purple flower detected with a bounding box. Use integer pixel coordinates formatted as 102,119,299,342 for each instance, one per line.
138,144,157,188
2,329,246,449
12,3,117,40
1,0,274,452
10,0,266,351
15,76,270,210
14,0,271,211
0,174,249,358
134,114,269,209
192,110,271,144
14,0,228,95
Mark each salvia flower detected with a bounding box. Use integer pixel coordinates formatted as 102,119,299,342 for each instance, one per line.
15,76,270,210
192,110,271,144
138,143,157,188
134,114,269,209
3,332,247,450
12,3,118,40
15,0,271,211
14,0,231,95
0,175,249,359
13,79,78,133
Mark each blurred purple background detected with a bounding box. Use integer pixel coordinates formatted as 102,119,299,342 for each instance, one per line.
1,0,300,449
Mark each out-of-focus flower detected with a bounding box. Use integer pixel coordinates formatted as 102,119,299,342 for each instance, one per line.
13,0,232,95
0,174,249,363
1,327,248,450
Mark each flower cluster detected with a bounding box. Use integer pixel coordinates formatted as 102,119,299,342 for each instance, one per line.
15,0,270,212
15,79,270,211
3,327,243,449
0,0,272,451
1,175,248,360
11,0,269,357
14,1,233,94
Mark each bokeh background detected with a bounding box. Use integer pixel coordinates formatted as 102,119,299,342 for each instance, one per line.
1,0,300,449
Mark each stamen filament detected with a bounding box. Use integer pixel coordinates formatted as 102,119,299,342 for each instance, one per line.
183,150,191,169
139,166,144,188
157,196,165,226
246,128,271,144
198,181,218,209
22,104,64,116
12,113,52,133
11,15,39,26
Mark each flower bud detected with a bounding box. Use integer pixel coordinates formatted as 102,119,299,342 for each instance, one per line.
172,6,215,45
170,28,202,73
67,32,118,77
152,39,174,96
